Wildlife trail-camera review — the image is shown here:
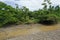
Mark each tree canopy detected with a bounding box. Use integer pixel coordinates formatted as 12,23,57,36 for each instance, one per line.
0,1,60,27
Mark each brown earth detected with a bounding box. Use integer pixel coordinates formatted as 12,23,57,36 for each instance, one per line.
0,24,60,40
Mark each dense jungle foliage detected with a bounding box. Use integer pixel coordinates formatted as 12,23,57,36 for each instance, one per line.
0,0,60,27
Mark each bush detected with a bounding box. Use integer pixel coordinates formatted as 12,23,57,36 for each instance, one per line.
0,2,60,27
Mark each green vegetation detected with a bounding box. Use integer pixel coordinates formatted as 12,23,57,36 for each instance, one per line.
0,0,60,27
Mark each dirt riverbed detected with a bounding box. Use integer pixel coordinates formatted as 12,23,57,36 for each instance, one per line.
0,24,60,40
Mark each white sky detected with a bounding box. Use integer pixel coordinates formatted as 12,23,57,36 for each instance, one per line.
0,0,60,11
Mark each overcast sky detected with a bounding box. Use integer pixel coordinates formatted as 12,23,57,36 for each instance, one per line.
0,0,60,11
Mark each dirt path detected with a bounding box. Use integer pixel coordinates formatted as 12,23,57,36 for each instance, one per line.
0,24,60,40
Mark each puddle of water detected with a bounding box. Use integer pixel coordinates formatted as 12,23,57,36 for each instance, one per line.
38,25,60,31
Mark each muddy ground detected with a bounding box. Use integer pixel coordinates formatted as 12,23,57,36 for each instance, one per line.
0,24,60,40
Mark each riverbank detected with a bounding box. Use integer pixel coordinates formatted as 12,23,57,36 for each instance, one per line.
0,24,60,40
